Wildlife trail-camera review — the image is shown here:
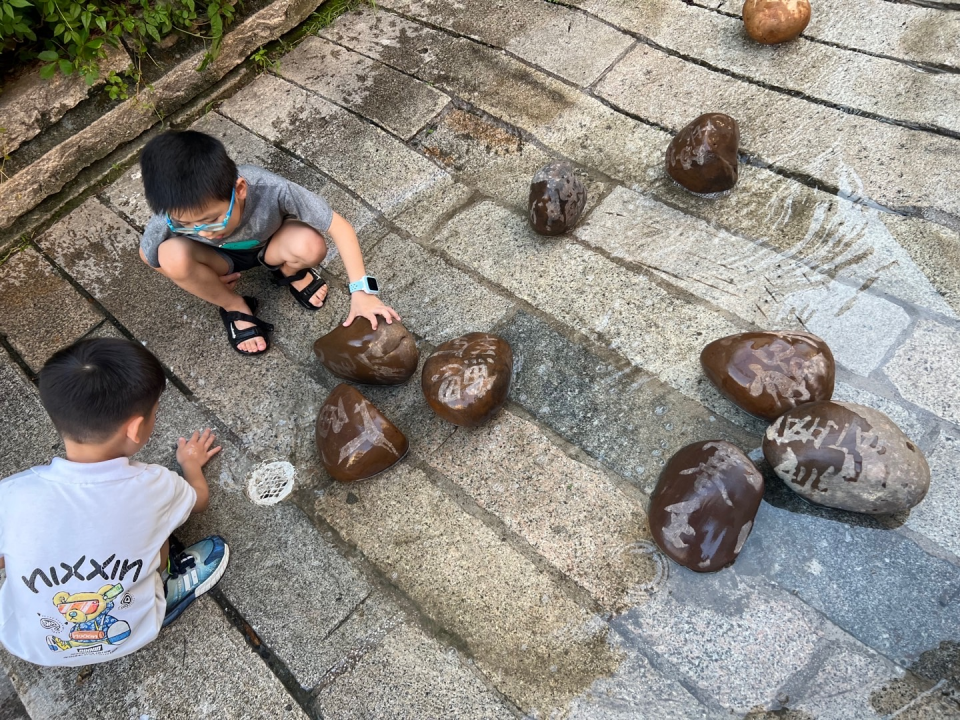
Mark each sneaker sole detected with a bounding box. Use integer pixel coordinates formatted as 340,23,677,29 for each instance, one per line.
162,543,230,628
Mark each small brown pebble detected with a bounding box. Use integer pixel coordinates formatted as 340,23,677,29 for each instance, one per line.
742,0,811,44
665,113,740,195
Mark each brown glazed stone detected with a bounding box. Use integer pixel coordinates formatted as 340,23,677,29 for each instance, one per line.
743,0,811,44
649,441,764,573
315,384,409,482
528,160,587,236
763,401,930,514
313,317,419,385
700,331,835,420
665,113,740,195
421,333,513,427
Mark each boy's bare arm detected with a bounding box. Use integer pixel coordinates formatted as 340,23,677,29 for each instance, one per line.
176,428,221,513
326,212,402,330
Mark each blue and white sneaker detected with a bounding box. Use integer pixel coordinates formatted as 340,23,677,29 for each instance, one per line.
162,535,230,628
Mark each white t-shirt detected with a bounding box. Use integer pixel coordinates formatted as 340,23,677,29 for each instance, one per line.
0,457,196,666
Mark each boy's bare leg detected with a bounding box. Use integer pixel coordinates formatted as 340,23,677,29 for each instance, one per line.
140,239,266,353
159,539,170,574
261,221,329,308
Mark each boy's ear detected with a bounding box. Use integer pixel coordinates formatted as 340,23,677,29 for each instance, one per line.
236,176,248,202
124,414,147,444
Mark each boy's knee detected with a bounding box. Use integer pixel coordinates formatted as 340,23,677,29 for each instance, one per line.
270,222,327,265
155,241,194,279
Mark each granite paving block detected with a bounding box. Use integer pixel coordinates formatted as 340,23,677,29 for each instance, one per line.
0,354,61,479
0,247,101,372
575,186,915,377
219,74,448,216
314,623,513,719
35,199,326,458
427,410,660,611
313,463,622,714
431,200,740,403
734,494,960,664
1,596,306,720
0,671,27,720
381,0,633,86
569,0,960,134
595,43,960,218
708,0,960,69
278,36,450,140
885,320,960,427
327,7,960,319
416,108,609,219
614,567,900,715
366,233,514,344
905,430,960,560
383,175,475,238
498,310,761,495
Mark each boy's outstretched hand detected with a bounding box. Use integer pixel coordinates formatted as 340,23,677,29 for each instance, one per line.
344,292,402,331
176,429,222,471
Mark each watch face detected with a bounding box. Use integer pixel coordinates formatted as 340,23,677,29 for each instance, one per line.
367,277,379,292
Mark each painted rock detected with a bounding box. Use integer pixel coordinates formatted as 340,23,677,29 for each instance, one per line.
313,317,419,385
665,113,740,195
700,331,835,420
649,441,764,573
422,333,513,427
315,384,409,482
528,161,587,236
743,0,811,44
763,401,930,514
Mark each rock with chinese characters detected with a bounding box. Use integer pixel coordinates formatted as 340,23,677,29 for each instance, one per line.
313,317,419,385
743,0,811,44
700,331,835,420
649,441,764,573
665,113,740,195
315,384,409,482
421,333,513,427
528,161,588,236
763,401,930,514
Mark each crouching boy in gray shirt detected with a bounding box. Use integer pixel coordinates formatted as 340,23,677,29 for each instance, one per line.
138,130,399,356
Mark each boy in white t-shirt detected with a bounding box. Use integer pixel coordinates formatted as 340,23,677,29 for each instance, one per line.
0,338,229,666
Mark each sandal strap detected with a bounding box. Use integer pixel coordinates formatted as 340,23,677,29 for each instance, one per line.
272,268,310,287
293,272,327,300
221,310,275,332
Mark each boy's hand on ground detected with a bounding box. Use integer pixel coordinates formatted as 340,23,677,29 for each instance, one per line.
219,271,241,291
343,293,401,331
176,428,222,470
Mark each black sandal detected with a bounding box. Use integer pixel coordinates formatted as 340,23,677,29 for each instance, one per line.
219,296,274,356
271,267,327,311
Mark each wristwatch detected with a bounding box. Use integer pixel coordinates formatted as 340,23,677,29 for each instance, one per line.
348,275,380,295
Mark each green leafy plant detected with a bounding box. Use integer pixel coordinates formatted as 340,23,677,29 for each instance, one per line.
0,0,238,90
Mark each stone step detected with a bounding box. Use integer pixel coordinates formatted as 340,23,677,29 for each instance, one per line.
595,43,960,220
885,320,960,428
321,6,960,318
703,0,960,70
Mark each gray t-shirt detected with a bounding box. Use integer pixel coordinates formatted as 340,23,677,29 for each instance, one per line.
140,164,333,268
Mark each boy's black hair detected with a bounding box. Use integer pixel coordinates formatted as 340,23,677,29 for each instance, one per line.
139,130,238,215
38,338,166,443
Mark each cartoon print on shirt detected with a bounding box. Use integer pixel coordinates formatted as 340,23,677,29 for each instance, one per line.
46,583,131,652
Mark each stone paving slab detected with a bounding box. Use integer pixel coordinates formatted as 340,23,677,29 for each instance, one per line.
498,310,762,495
575,186,915,377
707,0,960,69
885,320,960,427
1,596,308,720
220,74,449,217
425,410,659,611
0,354,62,478
0,670,27,720
278,36,450,141
595,43,960,219
904,430,960,561
0,246,102,374
313,623,514,719
566,0,960,135
322,6,960,319
312,463,621,714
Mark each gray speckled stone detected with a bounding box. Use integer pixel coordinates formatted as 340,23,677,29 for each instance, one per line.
0,355,61,478
885,320,960,427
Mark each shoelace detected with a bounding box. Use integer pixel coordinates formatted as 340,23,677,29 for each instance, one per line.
168,554,197,580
